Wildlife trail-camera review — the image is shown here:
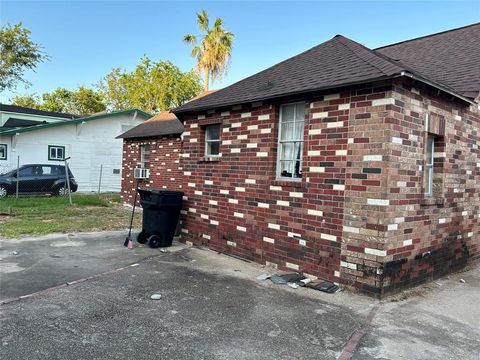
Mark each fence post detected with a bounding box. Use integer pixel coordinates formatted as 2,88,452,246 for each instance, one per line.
98,164,103,194
64,157,73,205
15,156,19,199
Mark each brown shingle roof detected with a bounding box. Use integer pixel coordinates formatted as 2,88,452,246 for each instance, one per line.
174,26,478,114
117,112,184,139
376,23,480,99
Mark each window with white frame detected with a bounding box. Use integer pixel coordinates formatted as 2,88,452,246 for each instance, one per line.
140,144,150,169
48,145,65,161
205,124,221,156
0,144,6,160
425,135,435,196
277,103,305,179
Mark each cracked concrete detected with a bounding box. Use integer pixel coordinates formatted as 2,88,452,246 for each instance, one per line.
0,232,479,359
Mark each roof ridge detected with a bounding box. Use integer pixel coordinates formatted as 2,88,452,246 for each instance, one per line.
375,22,480,50
334,35,403,76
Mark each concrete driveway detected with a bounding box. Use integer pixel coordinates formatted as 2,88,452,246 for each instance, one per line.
0,232,479,360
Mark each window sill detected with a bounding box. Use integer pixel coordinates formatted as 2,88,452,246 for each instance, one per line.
420,197,444,207
271,179,307,189
198,156,221,163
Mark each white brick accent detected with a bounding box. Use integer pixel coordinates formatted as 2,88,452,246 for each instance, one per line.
391,137,403,144
228,198,238,204
308,150,320,156
260,128,271,134
338,103,350,110
270,185,282,191
363,155,383,161
221,111,230,116
336,150,347,156
235,187,245,192
388,224,398,231
321,233,337,242
220,189,229,195
231,122,241,128
308,129,322,135
307,209,323,217
312,111,328,119
397,181,407,187
190,123,198,128
202,233,210,239
234,212,244,218
285,262,299,270
333,184,345,191
188,208,196,213
341,261,357,270
237,134,248,140
227,241,236,247
343,226,360,234
365,248,387,257
395,217,405,224
258,114,270,121
201,214,209,220
194,190,202,196
268,223,280,230
289,192,303,198
184,171,191,176
246,143,257,148
372,98,395,106
309,167,325,173
231,148,241,153
209,200,218,206
187,182,195,187
205,180,213,185
247,125,258,131
403,239,413,246
241,112,251,118
263,236,275,244
367,199,390,206
327,121,344,128
210,220,219,226
276,200,290,206
288,232,301,238
245,178,256,184
256,152,268,157
197,115,205,120
189,138,198,143
236,226,246,232
222,140,232,145
258,202,269,208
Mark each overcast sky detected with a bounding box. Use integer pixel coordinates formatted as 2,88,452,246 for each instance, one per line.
1,0,479,103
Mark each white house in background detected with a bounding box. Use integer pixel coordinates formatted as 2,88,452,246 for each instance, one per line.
0,108,151,192
0,103,79,127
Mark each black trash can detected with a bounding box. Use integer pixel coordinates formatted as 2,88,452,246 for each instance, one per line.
136,189,184,248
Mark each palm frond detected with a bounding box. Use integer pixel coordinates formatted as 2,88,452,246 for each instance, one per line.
197,10,209,32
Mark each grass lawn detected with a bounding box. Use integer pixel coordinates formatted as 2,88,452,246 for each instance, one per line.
0,194,142,238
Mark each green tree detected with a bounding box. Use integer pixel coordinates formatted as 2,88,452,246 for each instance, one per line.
41,86,106,115
0,23,49,92
183,10,234,91
10,93,41,108
11,87,106,116
98,57,202,113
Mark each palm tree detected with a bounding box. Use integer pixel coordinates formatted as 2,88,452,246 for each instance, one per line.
184,10,234,91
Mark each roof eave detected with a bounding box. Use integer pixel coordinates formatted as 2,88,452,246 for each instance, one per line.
399,71,476,105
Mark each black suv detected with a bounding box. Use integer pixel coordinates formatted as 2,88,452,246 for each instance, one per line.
0,164,78,198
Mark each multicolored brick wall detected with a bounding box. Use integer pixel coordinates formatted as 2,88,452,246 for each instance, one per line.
120,79,479,296
120,136,183,205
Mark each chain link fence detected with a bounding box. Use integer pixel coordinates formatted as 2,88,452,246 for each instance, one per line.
0,156,74,205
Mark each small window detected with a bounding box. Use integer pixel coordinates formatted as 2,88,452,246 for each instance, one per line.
140,144,150,169
18,166,34,177
0,144,6,160
277,103,305,179
425,135,434,196
48,145,65,161
205,124,221,156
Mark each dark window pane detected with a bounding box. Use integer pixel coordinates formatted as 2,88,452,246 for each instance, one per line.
206,124,220,140
208,141,220,155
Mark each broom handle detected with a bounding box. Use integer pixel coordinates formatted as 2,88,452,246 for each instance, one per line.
128,187,138,238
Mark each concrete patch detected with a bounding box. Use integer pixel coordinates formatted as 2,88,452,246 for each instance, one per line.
0,263,24,273
50,240,86,247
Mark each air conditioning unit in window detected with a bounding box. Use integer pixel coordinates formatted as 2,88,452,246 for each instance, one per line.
134,168,150,179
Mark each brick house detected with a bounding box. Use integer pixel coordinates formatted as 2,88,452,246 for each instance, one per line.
118,112,184,203
123,24,480,296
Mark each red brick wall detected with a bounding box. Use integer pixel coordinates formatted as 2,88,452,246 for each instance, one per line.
121,136,183,205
